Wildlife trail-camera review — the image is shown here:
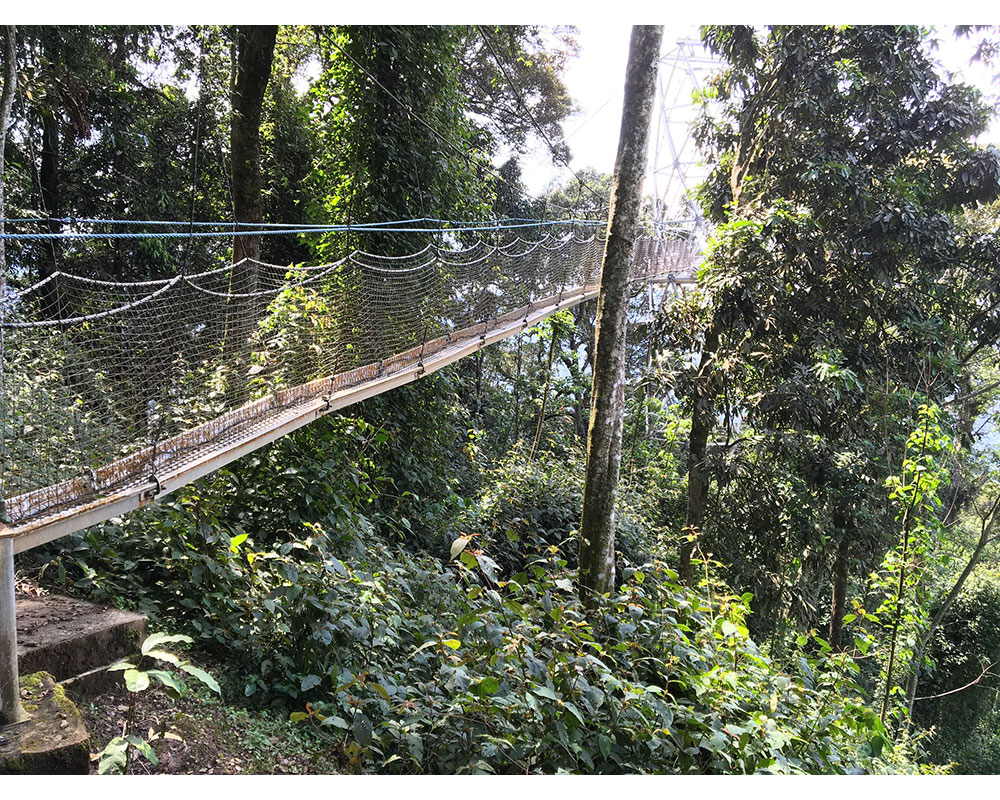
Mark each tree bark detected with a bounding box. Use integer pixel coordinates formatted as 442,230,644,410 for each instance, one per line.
578,25,662,603
0,26,16,529
224,25,276,364
37,107,61,317
829,529,851,650
231,25,276,268
678,319,721,582
0,26,16,285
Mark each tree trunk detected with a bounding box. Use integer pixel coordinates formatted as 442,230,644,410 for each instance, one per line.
829,530,851,651
904,498,1000,720
0,26,16,285
678,319,721,582
231,25,276,268
530,322,558,458
224,25,276,363
578,25,662,603
37,109,61,317
0,26,15,529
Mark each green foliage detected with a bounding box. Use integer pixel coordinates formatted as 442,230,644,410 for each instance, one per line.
308,26,491,260
455,447,672,579
915,565,1000,772
37,425,929,774
289,544,913,774
863,405,953,725
457,26,578,160
97,632,218,775
660,24,1000,649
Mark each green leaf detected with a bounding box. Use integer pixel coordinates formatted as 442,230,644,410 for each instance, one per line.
442,638,462,650
459,551,478,570
532,686,559,701
321,715,350,729
353,712,373,747
289,711,310,723
477,554,500,584
179,663,221,695
124,669,151,692
229,533,249,552
142,633,193,655
599,733,612,759
409,640,438,658
300,674,322,692
450,536,471,560
124,734,159,766
144,649,181,666
145,669,183,695
563,701,585,724
107,661,136,672
479,676,500,696
97,737,129,774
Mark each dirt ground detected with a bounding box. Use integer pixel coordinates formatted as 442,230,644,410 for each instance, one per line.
80,681,335,775
13,575,336,774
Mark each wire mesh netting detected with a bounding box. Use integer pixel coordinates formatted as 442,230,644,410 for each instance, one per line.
0,231,699,536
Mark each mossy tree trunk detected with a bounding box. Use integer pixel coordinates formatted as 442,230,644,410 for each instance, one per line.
224,25,277,368
578,25,663,604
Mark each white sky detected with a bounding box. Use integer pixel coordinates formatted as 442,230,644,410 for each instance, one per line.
521,24,1000,199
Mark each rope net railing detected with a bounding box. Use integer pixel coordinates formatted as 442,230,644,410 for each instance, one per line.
0,231,699,540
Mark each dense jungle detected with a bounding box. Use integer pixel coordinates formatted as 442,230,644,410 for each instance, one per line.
3,23,1000,775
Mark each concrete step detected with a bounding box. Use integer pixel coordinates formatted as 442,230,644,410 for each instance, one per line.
16,594,147,687
0,671,90,774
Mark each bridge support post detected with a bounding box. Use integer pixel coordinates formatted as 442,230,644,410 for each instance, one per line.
0,535,24,726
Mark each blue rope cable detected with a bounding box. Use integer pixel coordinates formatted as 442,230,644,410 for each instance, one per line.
0,219,606,241
0,215,600,229
0,216,439,228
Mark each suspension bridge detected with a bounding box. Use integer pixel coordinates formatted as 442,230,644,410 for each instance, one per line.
0,227,697,551
0,36,719,728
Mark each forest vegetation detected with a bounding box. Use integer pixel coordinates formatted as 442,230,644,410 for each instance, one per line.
3,23,1000,775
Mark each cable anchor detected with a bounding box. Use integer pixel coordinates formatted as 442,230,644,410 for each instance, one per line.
141,473,163,502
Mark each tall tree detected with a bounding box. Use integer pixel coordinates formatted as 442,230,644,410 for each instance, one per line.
578,25,662,602
0,26,16,284
223,25,276,365
458,26,578,161
230,25,277,269
680,26,998,592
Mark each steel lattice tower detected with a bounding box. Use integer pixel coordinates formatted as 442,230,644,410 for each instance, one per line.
650,38,724,242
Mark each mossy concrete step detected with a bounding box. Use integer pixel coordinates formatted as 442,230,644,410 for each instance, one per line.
0,671,90,774
16,594,147,686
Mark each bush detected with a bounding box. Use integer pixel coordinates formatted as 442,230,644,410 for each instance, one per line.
288,540,909,774
914,565,1000,773
37,505,914,773
31,423,930,774
453,448,665,579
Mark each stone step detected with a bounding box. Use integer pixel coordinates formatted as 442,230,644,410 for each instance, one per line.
16,594,147,686
0,671,90,774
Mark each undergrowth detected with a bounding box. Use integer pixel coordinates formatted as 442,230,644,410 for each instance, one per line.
28,413,940,774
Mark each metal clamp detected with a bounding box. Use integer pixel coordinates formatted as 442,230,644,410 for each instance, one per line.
141,473,163,502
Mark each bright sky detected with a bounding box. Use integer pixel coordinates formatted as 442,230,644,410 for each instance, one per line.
521,25,1000,201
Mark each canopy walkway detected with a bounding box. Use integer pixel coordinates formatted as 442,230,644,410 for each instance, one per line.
1,229,698,553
